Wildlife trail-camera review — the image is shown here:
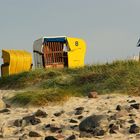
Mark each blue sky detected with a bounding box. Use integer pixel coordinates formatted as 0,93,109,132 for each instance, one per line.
0,0,140,65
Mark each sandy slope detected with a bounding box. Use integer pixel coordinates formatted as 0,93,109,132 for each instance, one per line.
0,90,140,140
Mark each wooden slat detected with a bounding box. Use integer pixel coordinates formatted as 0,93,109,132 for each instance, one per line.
57,42,59,62
48,42,51,64
61,43,63,62
43,41,65,67
56,42,58,63
54,42,56,63
50,42,52,64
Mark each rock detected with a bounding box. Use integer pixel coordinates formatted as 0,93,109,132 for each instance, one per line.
50,125,63,133
116,105,132,112
75,107,84,110
75,109,83,115
107,110,112,113
5,103,11,108
34,109,47,118
129,124,140,134
77,115,83,120
54,110,64,117
88,91,98,98
128,119,135,124
79,115,108,137
66,134,76,140
116,105,122,111
128,100,136,103
109,124,119,134
70,119,78,123
70,125,78,129
75,107,84,115
0,108,10,113
13,119,22,127
45,136,58,140
130,103,140,109
23,115,41,125
45,124,51,128
29,131,41,137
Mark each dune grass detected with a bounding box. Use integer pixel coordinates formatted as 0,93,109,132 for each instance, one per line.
1,60,140,106
9,89,73,106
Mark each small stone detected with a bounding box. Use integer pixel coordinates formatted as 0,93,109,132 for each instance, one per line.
29,131,41,137
45,124,51,128
34,109,47,118
129,124,140,134
109,128,116,134
128,119,135,124
70,125,78,129
50,125,62,133
130,103,140,109
88,91,98,98
70,119,78,123
128,100,136,103
45,136,58,140
5,103,11,108
75,107,84,110
116,105,122,111
23,115,41,125
0,108,10,113
13,119,22,127
109,124,119,134
54,111,64,117
75,107,84,115
75,110,83,115
77,115,83,120
107,110,112,113
66,134,76,140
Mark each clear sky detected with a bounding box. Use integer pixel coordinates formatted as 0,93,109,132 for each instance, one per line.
0,0,140,65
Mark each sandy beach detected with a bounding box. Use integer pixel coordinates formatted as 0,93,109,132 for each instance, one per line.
0,90,140,140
